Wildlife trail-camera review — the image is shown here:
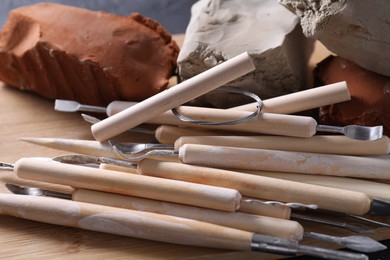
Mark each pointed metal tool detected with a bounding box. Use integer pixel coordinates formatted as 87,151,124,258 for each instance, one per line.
291,212,374,234
303,231,386,253
251,234,369,260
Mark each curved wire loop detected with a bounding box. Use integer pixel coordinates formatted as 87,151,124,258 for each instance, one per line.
171,86,263,126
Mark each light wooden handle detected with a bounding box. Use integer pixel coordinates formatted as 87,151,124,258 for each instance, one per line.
147,108,317,138
0,170,297,237
242,170,390,201
137,159,372,215
20,137,117,158
91,52,255,141
155,125,253,144
98,162,291,220
0,193,253,251
98,162,292,220
99,163,139,174
232,81,350,113
154,125,229,144
14,158,241,212
74,189,302,240
106,81,350,116
106,101,135,116
174,135,390,156
0,171,75,194
178,144,390,180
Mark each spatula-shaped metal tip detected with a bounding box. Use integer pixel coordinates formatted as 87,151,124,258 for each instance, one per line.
316,124,383,140
345,125,383,141
54,99,81,112
54,99,106,113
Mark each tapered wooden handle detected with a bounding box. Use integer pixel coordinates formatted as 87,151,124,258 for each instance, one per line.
232,81,350,113
137,159,372,215
178,144,390,180
174,135,390,156
20,138,117,158
0,193,253,251
91,52,255,141
14,158,241,212
74,189,302,240
243,170,390,201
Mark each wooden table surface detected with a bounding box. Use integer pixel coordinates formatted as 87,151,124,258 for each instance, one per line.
0,36,389,259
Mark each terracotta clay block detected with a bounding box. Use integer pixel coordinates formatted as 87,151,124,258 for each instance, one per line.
315,56,390,136
0,3,179,105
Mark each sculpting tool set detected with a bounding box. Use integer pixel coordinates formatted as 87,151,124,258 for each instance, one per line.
1,53,390,259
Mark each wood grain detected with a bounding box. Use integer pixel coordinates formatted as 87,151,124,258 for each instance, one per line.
0,36,389,259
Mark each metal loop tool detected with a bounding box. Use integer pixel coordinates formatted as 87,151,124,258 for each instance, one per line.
171,86,263,126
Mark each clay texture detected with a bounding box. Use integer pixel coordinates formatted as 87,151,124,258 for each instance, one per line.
0,3,179,105
279,0,390,76
178,0,313,108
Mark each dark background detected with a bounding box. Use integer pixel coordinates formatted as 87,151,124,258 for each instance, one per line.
1,1,389,259
0,0,197,34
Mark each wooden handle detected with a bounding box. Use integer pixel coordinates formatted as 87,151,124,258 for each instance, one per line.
137,159,372,215
0,170,298,237
99,163,139,174
98,162,292,220
20,137,117,158
106,101,135,116
0,193,253,251
232,81,350,113
174,135,390,156
179,144,390,180
14,158,241,212
91,52,255,141
147,108,317,138
97,159,292,221
73,189,302,240
242,170,390,201
0,171,75,194
98,162,291,220
154,125,228,144
107,81,350,116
